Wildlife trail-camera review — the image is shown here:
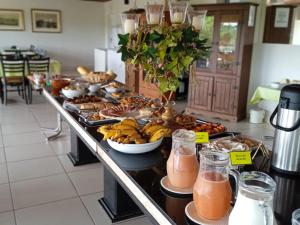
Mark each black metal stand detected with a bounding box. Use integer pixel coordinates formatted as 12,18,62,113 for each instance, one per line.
98,168,143,223
67,127,99,166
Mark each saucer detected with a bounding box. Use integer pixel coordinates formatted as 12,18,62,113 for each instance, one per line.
185,201,230,225
160,176,193,195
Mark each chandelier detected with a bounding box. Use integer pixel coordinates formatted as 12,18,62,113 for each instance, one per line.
120,0,207,34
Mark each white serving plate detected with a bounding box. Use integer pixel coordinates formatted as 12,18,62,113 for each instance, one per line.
62,89,84,98
105,86,125,93
107,138,163,154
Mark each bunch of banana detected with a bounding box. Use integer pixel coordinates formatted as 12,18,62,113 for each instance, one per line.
97,119,147,144
149,128,171,142
97,118,171,144
142,122,172,142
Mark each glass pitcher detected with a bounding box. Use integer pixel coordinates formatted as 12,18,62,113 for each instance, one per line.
166,129,198,189
193,151,233,220
229,171,276,225
292,209,300,225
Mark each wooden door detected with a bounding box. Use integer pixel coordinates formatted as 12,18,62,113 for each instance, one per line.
215,12,242,76
212,77,237,115
188,74,213,111
195,12,218,73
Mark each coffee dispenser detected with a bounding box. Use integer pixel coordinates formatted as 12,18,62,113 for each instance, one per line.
270,84,300,174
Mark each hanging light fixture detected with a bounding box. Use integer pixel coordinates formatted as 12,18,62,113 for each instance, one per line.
168,0,189,26
120,0,207,34
188,9,207,31
145,2,165,26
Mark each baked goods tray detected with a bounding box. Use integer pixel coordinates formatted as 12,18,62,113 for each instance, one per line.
100,89,144,102
62,98,112,112
78,112,119,126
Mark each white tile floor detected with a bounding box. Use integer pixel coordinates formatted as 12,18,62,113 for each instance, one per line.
0,93,275,225
0,93,152,225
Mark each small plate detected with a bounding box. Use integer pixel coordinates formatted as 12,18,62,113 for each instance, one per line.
160,176,193,195
185,201,230,225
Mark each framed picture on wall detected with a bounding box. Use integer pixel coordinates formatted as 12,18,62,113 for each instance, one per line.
0,9,24,31
31,9,62,33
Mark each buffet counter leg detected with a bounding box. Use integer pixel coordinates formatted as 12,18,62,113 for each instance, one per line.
42,112,62,141
67,127,99,166
99,168,143,223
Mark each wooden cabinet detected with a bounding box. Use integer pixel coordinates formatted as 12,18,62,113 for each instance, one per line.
212,77,237,115
187,3,257,121
188,75,213,111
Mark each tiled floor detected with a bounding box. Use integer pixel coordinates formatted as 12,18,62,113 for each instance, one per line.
0,93,275,225
0,93,152,225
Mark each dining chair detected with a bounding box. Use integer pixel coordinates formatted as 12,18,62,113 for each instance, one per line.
0,58,27,105
26,57,50,104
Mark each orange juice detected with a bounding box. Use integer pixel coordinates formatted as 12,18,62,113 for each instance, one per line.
193,171,232,220
167,147,199,189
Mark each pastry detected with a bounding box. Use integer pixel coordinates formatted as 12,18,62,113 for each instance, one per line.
77,66,90,76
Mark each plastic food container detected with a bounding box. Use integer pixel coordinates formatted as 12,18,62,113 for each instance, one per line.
249,108,265,124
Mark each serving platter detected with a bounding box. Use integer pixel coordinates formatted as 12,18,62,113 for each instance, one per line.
107,138,163,154
78,111,119,126
63,95,111,112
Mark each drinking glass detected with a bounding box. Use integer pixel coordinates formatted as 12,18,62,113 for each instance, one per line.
292,209,300,225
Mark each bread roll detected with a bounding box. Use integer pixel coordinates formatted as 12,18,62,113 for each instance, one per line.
77,66,90,76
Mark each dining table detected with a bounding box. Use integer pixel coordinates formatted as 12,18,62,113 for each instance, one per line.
250,86,281,105
42,86,300,225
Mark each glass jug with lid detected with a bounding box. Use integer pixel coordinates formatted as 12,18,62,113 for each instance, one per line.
193,150,233,220
166,129,198,189
229,171,276,225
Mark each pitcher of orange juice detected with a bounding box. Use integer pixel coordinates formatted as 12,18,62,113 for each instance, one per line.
167,129,199,189
193,151,237,221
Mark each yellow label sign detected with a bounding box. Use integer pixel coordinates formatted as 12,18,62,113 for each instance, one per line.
230,151,252,166
195,132,209,144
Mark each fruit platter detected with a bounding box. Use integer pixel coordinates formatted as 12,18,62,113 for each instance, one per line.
97,119,171,154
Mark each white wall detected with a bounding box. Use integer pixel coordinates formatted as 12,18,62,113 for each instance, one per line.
0,0,106,73
248,44,300,113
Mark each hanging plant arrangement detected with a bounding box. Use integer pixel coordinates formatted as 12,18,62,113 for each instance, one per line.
118,24,210,100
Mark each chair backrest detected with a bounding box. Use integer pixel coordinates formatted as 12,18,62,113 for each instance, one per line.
27,57,50,74
1,59,25,78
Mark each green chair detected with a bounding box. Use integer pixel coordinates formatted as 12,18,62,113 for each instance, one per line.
0,58,27,105
26,57,50,104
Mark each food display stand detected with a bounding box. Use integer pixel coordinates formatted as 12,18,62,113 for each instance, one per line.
43,87,300,225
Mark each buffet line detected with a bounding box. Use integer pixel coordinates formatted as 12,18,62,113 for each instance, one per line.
41,68,298,225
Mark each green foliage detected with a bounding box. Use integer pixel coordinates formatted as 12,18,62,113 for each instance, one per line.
118,25,210,94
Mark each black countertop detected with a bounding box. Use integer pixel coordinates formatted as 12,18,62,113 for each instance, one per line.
45,89,300,225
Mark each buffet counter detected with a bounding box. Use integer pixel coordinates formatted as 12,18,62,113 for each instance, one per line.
43,87,300,225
